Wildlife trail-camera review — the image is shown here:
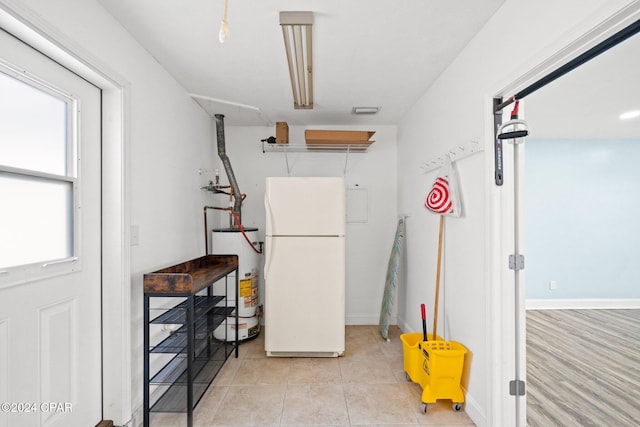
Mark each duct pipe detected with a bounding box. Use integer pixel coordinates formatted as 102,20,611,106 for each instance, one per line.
214,114,242,227
204,205,232,254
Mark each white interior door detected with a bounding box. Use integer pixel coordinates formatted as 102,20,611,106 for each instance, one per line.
0,28,102,427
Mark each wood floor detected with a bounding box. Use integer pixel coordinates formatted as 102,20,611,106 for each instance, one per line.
526,309,640,427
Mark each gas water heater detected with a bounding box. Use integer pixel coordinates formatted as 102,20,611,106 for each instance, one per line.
211,228,262,341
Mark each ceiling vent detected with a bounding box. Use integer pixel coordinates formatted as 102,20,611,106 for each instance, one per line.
352,106,380,115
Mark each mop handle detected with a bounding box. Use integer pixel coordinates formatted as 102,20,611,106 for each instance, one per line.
421,304,427,341
433,215,444,341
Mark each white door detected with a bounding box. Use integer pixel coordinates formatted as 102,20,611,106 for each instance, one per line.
0,28,102,427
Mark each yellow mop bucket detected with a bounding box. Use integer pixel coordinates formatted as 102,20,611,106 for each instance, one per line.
401,332,437,383
401,333,467,413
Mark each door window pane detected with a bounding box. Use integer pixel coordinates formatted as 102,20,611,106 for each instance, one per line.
0,69,75,270
0,172,73,269
0,71,68,176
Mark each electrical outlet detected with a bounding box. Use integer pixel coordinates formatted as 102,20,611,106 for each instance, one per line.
549,279,557,290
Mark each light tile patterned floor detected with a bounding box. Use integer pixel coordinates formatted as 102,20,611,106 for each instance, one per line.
148,325,475,427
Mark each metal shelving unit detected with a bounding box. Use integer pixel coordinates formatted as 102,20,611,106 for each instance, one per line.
261,140,373,153
261,141,373,174
143,255,239,427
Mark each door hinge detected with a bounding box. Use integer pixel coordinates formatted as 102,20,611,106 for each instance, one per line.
509,379,526,396
508,254,525,271
509,380,524,396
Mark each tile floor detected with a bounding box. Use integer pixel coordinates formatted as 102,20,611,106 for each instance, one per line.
148,325,475,427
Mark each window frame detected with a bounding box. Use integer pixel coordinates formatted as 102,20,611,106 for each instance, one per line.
0,61,82,288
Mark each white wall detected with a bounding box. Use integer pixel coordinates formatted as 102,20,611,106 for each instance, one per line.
207,125,399,325
396,0,637,425
526,138,640,302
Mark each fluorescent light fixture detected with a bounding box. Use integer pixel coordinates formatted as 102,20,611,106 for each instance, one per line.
352,106,381,115
219,0,229,43
619,110,640,120
280,11,313,109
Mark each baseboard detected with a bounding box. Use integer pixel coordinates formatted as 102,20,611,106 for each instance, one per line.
462,393,486,427
129,403,143,427
397,318,412,334
526,298,640,310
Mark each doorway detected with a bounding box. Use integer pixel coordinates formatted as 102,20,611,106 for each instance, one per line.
522,26,640,426
492,5,640,426
0,28,102,426
0,0,133,425
491,9,640,427
0,3,130,425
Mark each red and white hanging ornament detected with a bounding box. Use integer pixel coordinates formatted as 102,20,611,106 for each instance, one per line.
424,155,461,217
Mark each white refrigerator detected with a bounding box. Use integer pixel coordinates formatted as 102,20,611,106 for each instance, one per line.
264,177,345,357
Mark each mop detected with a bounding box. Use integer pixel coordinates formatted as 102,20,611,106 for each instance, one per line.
378,217,405,341
425,155,461,340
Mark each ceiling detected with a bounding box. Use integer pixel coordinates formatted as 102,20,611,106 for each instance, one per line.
96,0,506,126
518,27,640,139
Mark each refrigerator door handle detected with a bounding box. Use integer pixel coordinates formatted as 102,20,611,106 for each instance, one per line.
264,193,273,278
264,238,273,278
264,192,274,235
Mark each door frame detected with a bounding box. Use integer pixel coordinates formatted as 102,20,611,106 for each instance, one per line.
486,2,640,426
0,3,132,425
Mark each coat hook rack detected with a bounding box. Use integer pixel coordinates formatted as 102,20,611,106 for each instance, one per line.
419,138,483,173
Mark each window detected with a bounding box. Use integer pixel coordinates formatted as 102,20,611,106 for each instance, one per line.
0,68,77,270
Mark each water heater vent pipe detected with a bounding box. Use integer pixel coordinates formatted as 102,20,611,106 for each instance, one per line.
214,114,242,226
